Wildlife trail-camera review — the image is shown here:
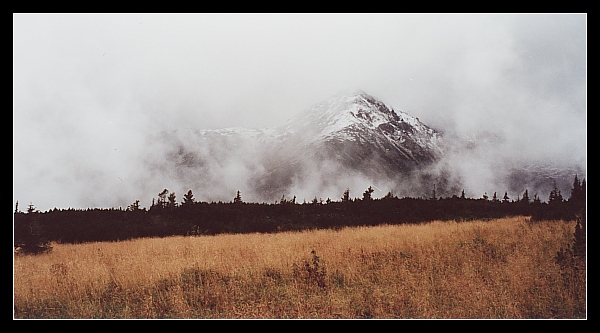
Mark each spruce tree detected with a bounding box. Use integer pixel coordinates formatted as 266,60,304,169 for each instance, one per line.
233,190,243,204
549,181,563,204
342,188,351,203
158,189,169,209
167,192,177,209
182,190,195,206
363,186,374,201
521,189,530,204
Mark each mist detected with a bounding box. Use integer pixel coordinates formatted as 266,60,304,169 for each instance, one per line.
13,13,586,211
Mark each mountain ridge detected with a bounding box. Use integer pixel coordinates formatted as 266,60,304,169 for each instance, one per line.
143,90,584,203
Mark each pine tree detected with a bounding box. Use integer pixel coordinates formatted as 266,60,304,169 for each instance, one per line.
127,200,141,211
27,202,37,214
521,189,530,204
363,186,374,201
167,192,177,209
233,190,243,204
569,174,586,211
502,192,510,203
158,189,169,209
492,192,499,202
342,188,351,203
549,181,563,204
182,190,195,206
460,189,466,199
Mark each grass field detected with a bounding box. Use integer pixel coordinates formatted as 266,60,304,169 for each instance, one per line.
13,216,586,319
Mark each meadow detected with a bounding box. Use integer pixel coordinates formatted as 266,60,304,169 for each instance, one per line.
13,216,586,319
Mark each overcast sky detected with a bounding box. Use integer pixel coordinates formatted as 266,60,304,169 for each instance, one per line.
13,13,586,211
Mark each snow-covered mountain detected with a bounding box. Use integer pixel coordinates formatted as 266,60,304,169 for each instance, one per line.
144,90,445,202
142,90,584,203
268,90,444,185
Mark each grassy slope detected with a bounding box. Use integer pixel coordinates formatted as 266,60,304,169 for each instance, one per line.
13,216,586,319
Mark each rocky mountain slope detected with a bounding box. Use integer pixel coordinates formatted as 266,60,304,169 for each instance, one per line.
143,90,584,203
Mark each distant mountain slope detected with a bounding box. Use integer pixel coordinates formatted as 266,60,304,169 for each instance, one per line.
142,90,584,203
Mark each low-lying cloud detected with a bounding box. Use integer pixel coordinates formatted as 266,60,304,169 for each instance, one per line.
13,14,586,211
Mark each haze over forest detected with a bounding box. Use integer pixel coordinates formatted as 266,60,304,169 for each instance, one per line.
13,14,586,211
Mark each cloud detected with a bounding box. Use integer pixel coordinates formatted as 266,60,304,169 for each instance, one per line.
13,14,586,211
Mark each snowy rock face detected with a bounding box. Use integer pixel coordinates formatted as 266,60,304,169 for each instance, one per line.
276,90,443,178
142,90,584,203
145,90,446,202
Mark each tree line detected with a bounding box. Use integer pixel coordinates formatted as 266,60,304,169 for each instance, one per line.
14,175,586,253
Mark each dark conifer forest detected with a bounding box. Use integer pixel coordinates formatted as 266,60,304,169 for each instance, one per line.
14,176,586,251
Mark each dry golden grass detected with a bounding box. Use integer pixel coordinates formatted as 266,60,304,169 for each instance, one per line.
13,216,586,319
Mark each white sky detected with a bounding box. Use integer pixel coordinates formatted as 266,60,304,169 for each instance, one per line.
13,13,587,211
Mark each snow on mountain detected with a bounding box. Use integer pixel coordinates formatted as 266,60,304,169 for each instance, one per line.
143,90,449,202
142,90,583,203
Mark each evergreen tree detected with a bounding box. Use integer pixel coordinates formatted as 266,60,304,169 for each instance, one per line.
16,202,52,254
521,189,530,204
431,184,437,201
573,214,586,259
167,192,177,209
363,186,374,201
127,200,141,212
342,188,351,203
570,174,582,201
492,192,499,202
569,174,586,211
549,181,563,204
460,189,466,199
233,190,243,204
158,189,169,209
502,192,510,203
27,202,37,214
182,190,195,206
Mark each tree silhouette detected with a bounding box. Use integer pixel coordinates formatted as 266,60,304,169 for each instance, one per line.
363,186,374,201
158,189,169,209
182,190,195,206
15,202,52,255
342,188,351,203
502,192,510,203
233,190,243,204
569,175,586,212
521,189,530,204
167,192,177,209
492,192,499,203
549,181,563,204
27,202,37,214
127,200,142,212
